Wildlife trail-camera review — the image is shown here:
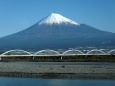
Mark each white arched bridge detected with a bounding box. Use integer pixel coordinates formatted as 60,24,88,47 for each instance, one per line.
0,49,115,57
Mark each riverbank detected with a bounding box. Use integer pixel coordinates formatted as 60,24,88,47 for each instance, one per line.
0,63,115,79
1,55,115,62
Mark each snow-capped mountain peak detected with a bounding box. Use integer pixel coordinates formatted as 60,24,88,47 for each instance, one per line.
39,13,80,25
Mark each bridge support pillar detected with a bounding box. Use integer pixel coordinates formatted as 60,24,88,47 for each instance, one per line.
33,56,34,60
61,56,62,59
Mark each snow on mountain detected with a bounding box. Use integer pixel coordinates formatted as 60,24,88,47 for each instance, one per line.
39,13,80,25
0,13,115,50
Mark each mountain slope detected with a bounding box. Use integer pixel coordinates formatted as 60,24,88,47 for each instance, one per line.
0,13,115,50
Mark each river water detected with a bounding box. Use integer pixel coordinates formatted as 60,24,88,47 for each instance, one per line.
0,62,115,86
0,77,115,86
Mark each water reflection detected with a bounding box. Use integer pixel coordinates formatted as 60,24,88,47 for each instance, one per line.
0,77,115,86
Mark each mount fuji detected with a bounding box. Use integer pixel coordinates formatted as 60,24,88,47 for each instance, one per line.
0,13,115,50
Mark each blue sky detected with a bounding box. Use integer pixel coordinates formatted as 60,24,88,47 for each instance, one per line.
0,0,115,37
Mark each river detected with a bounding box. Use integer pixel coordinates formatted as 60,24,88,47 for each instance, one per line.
0,77,115,86
0,62,115,86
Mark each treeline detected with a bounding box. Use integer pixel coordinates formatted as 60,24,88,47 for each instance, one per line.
0,55,115,62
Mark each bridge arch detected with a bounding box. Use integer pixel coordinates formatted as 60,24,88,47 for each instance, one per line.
86,49,106,55
2,49,31,55
107,49,115,55
34,49,60,56
62,49,84,55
